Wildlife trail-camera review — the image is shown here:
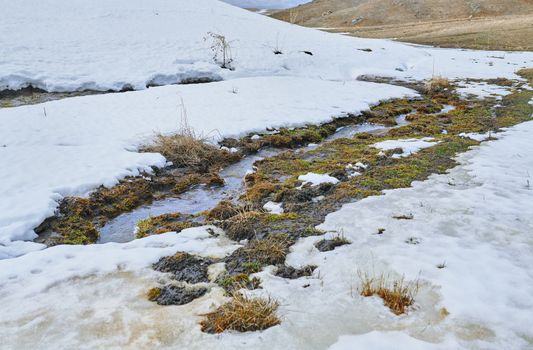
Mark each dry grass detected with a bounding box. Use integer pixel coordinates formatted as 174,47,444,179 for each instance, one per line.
224,210,263,241
358,271,419,315
424,76,450,95
206,200,241,221
244,234,294,265
200,292,280,333
144,104,227,170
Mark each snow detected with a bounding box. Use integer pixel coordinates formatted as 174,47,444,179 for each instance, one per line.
298,172,340,186
1,120,532,349
263,201,284,214
328,331,458,350
1,0,532,256
0,77,416,258
0,0,532,347
372,137,439,158
457,82,513,100
314,121,533,349
459,132,495,142
1,0,532,92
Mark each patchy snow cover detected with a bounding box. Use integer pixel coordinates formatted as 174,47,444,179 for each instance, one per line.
1,121,532,350
263,201,284,214
312,121,533,349
372,137,439,158
459,132,495,142
0,77,416,258
456,82,513,100
298,172,340,186
1,0,532,92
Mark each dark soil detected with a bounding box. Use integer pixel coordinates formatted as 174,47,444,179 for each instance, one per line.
153,253,213,284
150,285,208,306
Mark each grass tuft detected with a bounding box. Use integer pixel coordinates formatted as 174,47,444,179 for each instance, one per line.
144,107,233,170
424,76,450,95
358,271,419,315
200,292,280,333
243,234,294,265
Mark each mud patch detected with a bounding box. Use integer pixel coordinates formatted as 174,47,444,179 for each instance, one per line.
148,285,208,306
153,252,213,284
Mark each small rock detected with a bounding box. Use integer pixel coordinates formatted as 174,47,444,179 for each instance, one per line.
276,264,317,279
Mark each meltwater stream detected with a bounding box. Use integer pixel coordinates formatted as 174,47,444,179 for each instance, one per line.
98,105,455,243
98,148,279,243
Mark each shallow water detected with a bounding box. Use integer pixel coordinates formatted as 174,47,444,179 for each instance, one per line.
325,112,411,142
99,104,455,243
98,148,279,243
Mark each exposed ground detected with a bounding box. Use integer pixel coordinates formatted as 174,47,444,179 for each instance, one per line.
324,15,533,51
27,69,533,336
272,1,533,51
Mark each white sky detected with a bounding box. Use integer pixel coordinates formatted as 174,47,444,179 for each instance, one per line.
221,0,311,9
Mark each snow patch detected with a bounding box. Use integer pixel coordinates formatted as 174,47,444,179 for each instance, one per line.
457,82,512,100
372,137,439,158
263,201,284,214
298,172,340,186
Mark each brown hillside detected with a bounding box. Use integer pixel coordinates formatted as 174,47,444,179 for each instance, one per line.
272,0,533,50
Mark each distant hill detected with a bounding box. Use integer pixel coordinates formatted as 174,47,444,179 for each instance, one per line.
272,0,533,51
274,0,533,27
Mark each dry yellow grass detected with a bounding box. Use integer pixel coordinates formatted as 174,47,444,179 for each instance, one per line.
145,132,222,169
244,234,294,265
143,104,227,169
424,76,450,95
359,271,419,315
200,292,280,333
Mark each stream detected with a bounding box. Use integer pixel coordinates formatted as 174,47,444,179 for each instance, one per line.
98,105,455,243
98,148,279,243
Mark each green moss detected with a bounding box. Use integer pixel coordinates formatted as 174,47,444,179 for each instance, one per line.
216,273,261,293
53,214,99,245
135,213,197,238
136,218,154,238
495,89,533,128
242,261,262,274
301,226,326,237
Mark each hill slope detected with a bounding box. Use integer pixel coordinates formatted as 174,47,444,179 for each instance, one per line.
273,0,533,50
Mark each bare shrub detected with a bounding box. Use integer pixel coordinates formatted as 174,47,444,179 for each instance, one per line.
200,292,280,333
358,271,419,315
204,32,234,69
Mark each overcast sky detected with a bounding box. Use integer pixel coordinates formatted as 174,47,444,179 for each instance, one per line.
221,0,311,9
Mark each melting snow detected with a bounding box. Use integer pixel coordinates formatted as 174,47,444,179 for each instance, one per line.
298,172,340,186
372,137,439,158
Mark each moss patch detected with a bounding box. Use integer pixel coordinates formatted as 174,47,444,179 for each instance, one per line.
136,213,199,238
